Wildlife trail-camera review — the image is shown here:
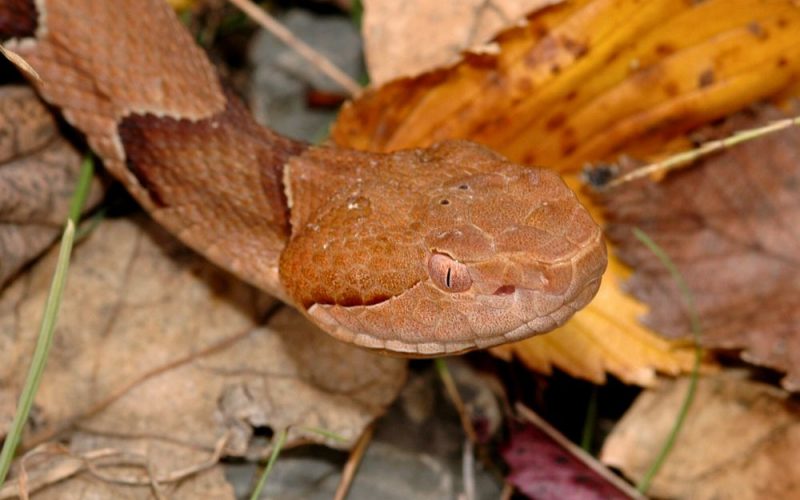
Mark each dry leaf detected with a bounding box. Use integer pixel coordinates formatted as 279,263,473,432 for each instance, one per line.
504,426,630,499
601,370,800,499
0,86,104,288
0,216,406,492
335,0,800,172
505,406,642,499
362,0,559,85
600,106,800,390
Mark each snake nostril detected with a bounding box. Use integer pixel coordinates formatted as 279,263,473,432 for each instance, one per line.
493,285,516,295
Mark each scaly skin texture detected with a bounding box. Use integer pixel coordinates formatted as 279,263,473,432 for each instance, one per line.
282,143,606,354
0,0,607,356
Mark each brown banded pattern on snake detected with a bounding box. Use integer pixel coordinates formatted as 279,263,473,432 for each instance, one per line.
0,0,607,356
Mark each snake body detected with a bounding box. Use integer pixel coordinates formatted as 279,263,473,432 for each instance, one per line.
1,0,607,355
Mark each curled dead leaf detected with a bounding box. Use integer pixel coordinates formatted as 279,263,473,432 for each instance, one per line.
362,0,560,85
599,106,800,391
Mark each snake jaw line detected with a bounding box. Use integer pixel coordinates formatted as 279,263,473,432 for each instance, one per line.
304,228,605,358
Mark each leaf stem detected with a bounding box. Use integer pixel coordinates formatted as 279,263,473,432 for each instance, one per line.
632,227,703,494
605,115,800,188
249,427,288,500
68,156,95,223
227,0,361,96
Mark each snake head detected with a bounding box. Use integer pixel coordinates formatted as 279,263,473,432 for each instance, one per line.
280,140,607,356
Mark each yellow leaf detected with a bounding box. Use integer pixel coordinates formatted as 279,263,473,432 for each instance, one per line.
334,0,800,172
167,0,195,11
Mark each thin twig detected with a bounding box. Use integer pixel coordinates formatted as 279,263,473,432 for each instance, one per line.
604,115,800,188
84,432,230,487
16,465,28,500
435,359,483,500
156,431,231,483
434,359,478,443
144,461,167,500
3,444,77,500
227,0,362,97
0,46,41,82
0,433,230,499
461,437,476,500
334,424,374,500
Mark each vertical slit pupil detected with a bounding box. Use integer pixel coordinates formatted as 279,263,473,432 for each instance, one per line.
445,267,452,288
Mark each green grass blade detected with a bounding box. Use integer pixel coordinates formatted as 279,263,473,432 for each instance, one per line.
632,228,703,494
0,221,76,485
75,206,107,241
580,386,599,452
67,156,94,223
0,156,94,487
249,427,288,500
296,426,348,443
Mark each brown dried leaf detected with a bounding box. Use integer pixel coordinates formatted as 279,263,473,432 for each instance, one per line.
506,406,643,499
0,436,233,499
601,370,800,499
362,0,559,85
0,85,104,288
600,106,800,390
0,216,406,491
335,0,800,172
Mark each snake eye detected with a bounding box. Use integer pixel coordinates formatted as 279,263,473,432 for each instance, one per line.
428,253,472,292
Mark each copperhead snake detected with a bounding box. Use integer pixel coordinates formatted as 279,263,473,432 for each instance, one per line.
0,0,607,356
